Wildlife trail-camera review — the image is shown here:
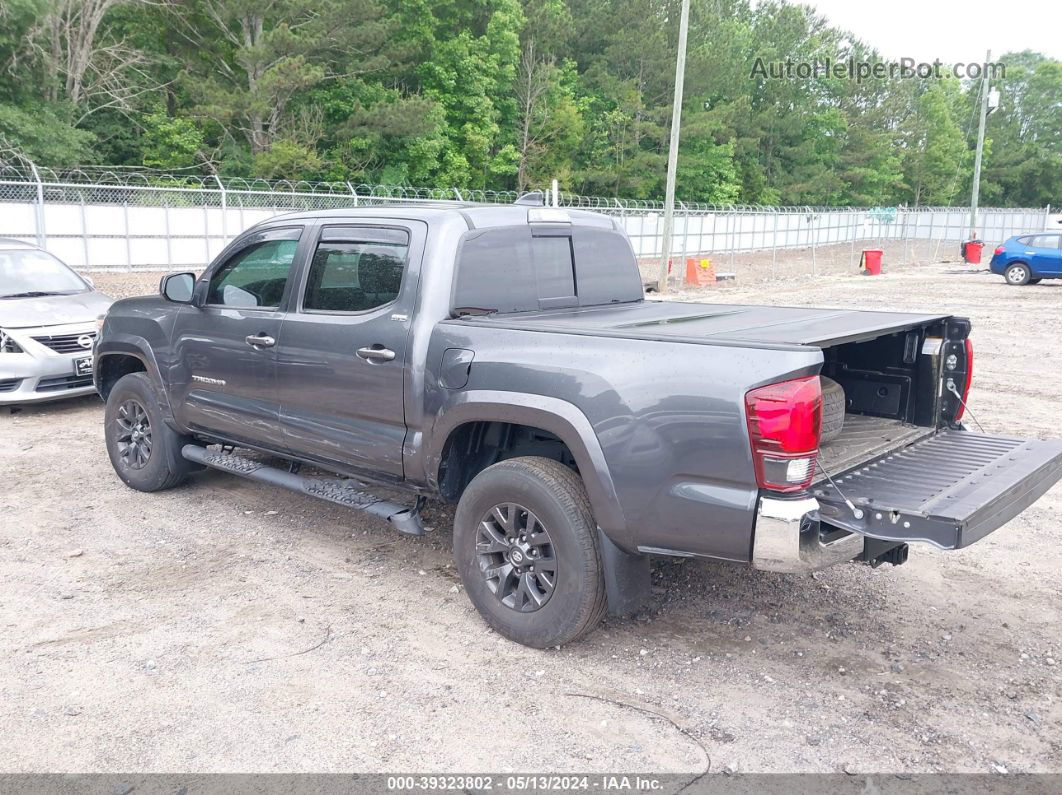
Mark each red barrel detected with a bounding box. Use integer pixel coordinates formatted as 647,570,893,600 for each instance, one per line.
962,240,984,264
861,249,883,275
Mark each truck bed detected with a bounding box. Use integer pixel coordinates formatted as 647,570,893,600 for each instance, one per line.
817,415,930,476
455,301,948,348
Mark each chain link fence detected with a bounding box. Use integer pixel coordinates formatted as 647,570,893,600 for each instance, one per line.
0,164,1052,281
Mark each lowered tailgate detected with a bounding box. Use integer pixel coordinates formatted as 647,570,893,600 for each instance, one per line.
814,430,1062,549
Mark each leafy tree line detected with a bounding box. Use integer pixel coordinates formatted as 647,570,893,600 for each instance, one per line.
0,0,1057,207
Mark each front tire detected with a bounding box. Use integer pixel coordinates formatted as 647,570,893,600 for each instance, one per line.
453,457,606,648
1005,263,1031,286
104,372,198,492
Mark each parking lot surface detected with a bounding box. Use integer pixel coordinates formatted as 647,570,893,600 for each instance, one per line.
1,264,1059,773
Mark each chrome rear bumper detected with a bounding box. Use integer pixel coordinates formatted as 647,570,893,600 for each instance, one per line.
752,496,864,574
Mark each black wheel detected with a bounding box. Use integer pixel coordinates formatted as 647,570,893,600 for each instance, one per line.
453,456,606,648
104,372,198,492
1004,263,1031,286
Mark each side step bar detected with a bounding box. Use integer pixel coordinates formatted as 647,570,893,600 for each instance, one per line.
181,445,425,536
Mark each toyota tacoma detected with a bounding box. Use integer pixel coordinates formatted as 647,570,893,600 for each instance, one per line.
94,200,1062,647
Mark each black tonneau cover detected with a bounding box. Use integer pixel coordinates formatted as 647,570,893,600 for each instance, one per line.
461,300,947,348
814,430,1062,549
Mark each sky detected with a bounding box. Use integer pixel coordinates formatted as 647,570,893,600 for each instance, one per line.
802,0,1061,65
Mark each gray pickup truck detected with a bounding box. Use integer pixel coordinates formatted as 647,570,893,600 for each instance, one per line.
95,200,1062,647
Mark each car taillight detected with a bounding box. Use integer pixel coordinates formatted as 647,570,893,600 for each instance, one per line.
993,247,1005,257
954,339,974,421
745,376,822,493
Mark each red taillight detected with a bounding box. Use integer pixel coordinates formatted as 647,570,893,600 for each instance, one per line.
954,339,974,421
745,376,822,493
993,247,1005,257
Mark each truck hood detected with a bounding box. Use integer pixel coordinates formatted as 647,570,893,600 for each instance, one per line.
0,290,113,329
466,300,949,348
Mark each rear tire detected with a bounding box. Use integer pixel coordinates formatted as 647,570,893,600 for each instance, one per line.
1005,263,1031,286
453,456,606,648
104,372,198,492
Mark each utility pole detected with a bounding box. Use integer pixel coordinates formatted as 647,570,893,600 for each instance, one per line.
969,49,991,240
656,0,691,294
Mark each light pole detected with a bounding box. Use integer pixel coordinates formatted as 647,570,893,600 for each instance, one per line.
969,49,999,240
656,0,691,294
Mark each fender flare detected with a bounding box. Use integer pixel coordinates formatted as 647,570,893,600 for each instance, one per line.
95,336,174,422
425,390,629,544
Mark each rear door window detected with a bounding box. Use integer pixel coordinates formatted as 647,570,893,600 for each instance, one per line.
302,227,409,313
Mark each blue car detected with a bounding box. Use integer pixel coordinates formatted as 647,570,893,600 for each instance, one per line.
990,232,1062,285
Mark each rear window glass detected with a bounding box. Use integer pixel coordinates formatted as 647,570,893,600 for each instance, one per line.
453,224,642,315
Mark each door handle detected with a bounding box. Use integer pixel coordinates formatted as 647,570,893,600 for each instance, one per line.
245,334,275,348
356,345,396,362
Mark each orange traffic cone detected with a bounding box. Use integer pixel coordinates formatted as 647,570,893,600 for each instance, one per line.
684,257,716,287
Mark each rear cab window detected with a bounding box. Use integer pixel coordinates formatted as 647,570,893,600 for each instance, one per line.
452,220,642,316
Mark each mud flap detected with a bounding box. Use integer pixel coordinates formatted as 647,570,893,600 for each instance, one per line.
813,430,1062,549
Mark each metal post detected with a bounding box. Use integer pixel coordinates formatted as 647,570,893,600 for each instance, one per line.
810,213,817,276
969,49,991,239
202,202,211,263
771,211,778,278
656,0,691,294
927,210,935,264
849,211,856,270
552,179,559,208
123,202,133,270
28,160,46,247
213,174,228,244
79,200,90,268
902,207,909,264
163,200,173,268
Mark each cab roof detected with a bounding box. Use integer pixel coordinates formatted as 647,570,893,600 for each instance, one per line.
263,203,618,231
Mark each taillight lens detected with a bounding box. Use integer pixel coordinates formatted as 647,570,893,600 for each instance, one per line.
745,376,822,493
993,247,1005,257
954,339,974,421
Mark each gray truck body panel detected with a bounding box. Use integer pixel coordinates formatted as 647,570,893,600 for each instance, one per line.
95,205,1062,565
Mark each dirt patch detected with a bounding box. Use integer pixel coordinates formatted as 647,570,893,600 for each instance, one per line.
2,264,1060,773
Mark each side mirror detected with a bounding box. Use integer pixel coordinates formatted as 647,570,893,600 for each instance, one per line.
160,272,195,304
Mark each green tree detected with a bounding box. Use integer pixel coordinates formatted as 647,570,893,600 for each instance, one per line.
901,80,969,205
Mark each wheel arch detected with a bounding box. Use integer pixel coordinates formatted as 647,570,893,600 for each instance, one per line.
95,337,173,420
427,391,627,542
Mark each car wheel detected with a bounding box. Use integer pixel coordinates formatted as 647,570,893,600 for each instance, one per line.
104,372,198,492
1004,263,1031,286
453,456,607,648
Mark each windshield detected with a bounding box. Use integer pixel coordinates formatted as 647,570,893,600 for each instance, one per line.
0,249,88,298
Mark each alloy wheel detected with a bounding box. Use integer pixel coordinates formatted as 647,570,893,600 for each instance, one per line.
476,502,557,612
115,399,152,469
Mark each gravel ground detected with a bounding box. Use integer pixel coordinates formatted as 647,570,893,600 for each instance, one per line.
1,263,1059,774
